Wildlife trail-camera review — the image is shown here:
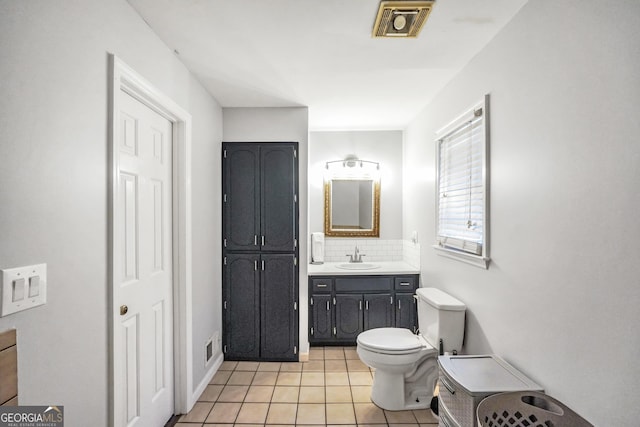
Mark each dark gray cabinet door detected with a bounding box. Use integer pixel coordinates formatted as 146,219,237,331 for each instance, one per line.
223,145,259,251
396,293,417,332
261,145,297,252
310,294,333,342
335,294,363,340
364,293,393,330
223,254,260,360
261,254,297,360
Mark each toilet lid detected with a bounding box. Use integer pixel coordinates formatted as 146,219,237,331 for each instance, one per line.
357,327,424,353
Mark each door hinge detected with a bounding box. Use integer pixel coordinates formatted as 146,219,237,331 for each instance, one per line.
310,327,314,336
294,346,297,355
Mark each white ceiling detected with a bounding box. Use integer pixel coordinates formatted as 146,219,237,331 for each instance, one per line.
128,0,528,130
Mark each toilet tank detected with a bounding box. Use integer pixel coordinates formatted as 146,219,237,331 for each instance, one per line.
416,288,466,353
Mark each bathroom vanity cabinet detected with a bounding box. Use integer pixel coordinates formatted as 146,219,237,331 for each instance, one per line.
308,274,418,345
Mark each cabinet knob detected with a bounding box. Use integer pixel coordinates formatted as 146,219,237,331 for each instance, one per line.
120,305,128,316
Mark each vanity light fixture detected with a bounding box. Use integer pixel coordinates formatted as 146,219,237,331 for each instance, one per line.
372,1,435,38
325,158,380,171
325,157,380,182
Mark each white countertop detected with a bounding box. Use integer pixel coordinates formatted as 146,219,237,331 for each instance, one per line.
307,261,420,276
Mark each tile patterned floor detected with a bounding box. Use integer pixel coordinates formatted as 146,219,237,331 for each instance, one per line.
176,346,439,426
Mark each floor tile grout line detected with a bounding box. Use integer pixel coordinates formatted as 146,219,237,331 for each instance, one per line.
190,346,436,426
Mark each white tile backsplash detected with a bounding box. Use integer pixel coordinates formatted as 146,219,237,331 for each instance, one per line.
323,239,410,262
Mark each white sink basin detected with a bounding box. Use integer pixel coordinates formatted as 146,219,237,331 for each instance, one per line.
336,263,381,270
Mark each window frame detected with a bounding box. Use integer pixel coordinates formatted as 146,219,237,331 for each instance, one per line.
433,94,490,269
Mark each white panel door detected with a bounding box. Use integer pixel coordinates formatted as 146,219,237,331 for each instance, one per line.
114,90,174,427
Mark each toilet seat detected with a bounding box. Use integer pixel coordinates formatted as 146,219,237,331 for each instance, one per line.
357,327,433,355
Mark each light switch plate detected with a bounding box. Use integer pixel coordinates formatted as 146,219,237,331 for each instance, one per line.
1,263,47,317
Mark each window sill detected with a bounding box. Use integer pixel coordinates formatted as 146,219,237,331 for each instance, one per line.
432,245,489,269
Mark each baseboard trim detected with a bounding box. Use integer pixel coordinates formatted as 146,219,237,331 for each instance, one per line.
187,353,223,411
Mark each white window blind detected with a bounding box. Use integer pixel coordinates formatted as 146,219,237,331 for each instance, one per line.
435,96,488,263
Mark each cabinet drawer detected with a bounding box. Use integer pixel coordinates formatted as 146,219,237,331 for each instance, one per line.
438,370,478,427
335,277,392,292
394,276,416,290
438,400,460,427
311,278,333,293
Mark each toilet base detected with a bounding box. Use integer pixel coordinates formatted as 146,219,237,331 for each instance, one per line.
369,357,438,411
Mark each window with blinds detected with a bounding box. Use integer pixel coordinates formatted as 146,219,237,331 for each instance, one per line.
434,95,489,268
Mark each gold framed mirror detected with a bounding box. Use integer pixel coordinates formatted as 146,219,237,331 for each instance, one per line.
324,178,380,237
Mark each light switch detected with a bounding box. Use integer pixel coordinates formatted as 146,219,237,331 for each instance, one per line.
12,278,25,302
29,276,40,297
1,263,47,317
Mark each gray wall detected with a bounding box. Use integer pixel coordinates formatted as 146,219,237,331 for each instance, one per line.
403,1,640,425
0,0,223,425
309,130,403,239
222,107,311,354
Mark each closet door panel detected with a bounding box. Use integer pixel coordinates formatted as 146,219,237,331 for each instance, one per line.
223,254,260,360
261,254,297,360
224,145,260,251
261,145,296,252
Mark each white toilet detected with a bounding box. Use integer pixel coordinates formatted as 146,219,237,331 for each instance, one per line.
356,287,466,411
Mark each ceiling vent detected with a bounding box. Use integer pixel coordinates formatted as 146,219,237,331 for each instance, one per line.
372,1,435,38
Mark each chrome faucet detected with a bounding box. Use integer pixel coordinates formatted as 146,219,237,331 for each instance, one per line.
346,246,365,263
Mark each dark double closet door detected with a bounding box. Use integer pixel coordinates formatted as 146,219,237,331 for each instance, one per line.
222,142,299,361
